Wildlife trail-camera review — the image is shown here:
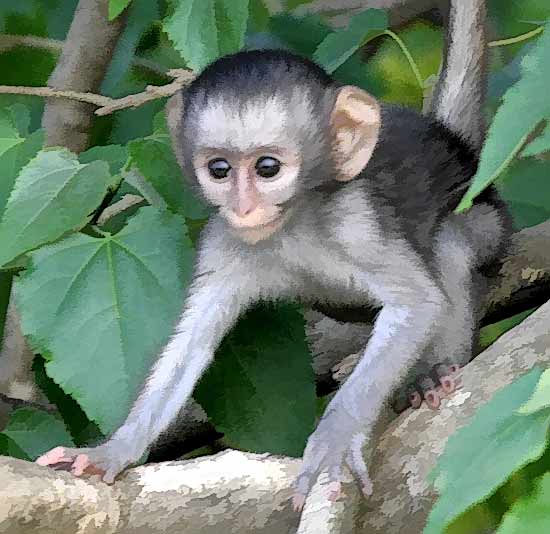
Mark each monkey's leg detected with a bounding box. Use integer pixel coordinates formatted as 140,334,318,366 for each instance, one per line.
392,215,493,412
294,269,446,506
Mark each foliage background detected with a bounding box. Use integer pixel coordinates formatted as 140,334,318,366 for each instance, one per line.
0,1,549,532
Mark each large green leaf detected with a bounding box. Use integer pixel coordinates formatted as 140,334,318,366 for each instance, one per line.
15,207,195,433
195,303,316,457
128,131,209,219
425,368,550,534
496,473,550,533
313,9,388,73
0,408,74,461
0,149,114,268
0,129,44,220
164,0,250,70
457,24,550,211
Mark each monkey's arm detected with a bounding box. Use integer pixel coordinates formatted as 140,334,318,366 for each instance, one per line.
294,259,446,504
36,244,259,482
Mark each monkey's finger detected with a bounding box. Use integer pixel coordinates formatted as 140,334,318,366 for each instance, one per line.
407,384,423,409
102,467,119,485
36,446,74,466
327,480,342,502
416,374,441,409
432,362,462,394
293,448,331,508
71,453,92,477
345,434,373,497
292,493,306,513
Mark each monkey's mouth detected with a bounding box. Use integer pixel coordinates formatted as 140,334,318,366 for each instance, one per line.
221,205,284,229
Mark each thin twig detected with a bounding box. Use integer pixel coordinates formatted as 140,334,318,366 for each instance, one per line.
0,85,113,107
0,69,194,116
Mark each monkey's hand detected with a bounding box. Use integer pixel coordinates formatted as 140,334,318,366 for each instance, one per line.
35,442,131,484
292,401,372,511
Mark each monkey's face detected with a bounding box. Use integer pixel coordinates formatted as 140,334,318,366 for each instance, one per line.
185,93,319,239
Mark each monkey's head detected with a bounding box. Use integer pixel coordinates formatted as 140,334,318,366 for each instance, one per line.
167,49,381,242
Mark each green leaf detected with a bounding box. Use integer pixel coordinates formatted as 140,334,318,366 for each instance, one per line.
128,132,209,219
478,308,535,351
521,122,550,157
108,0,132,20
6,103,31,136
0,129,44,220
425,368,550,534
0,107,23,158
456,24,550,211
496,158,550,229
518,369,550,414
268,14,380,94
0,149,114,268
15,207,195,433
164,0,250,70
195,303,316,457
497,473,550,533
79,144,128,176
0,408,74,460
248,0,270,33
102,0,160,95
313,9,388,73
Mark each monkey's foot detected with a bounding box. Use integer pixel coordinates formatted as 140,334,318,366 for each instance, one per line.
393,362,461,412
35,444,129,484
293,421,373,511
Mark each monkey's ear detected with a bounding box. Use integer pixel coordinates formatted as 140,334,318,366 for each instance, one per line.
166,90,186,168
330,86,381,181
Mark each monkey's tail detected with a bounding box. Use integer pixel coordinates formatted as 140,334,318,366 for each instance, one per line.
431,0,487,151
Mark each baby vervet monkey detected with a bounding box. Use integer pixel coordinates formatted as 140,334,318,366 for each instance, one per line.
37,0,509,508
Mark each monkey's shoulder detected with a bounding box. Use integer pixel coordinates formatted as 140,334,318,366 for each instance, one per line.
375,104,477,180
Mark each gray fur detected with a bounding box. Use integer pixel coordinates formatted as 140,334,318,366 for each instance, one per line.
431,0,487,149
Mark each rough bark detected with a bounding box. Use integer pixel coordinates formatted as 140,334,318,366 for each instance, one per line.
41,0,127,152
0,451,301,534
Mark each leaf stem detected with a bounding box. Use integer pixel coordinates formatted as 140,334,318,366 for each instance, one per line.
383,29,424,90
489,26,544,48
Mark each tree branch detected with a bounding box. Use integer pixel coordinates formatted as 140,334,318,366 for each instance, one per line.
0,69,194,117
41,0,128,152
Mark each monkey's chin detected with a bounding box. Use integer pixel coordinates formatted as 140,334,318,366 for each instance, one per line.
221,206,291,244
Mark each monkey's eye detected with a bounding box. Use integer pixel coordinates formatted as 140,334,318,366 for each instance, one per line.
208,158,231,180
255,157,281,179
